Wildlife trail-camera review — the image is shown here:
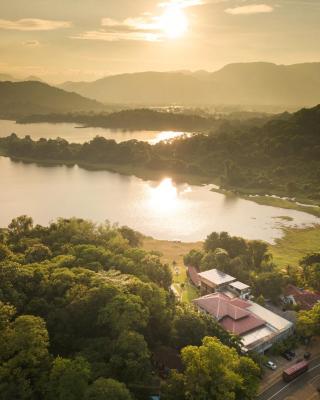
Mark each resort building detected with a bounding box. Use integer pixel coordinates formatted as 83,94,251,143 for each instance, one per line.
198,269,236,294
193,268,294,353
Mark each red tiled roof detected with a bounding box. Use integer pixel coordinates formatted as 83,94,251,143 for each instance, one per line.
194,293,266,336
230,298,251,309
285,284,320,310
221,315,265,335
187,266,201,287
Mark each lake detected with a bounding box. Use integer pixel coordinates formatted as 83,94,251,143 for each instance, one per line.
0,156,318,243
0,119,190,144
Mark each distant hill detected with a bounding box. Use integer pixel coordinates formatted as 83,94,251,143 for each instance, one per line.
0,81,107,118
61,72,211,105
59,62,320,108
0,73,16,82
25,75,44,83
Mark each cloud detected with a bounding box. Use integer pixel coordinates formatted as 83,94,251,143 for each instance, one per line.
74,16,164,42
0,18,71,31
225,4,274,15
159,0,205,8
23,40,40,47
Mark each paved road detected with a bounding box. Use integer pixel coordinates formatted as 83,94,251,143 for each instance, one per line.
258,355,320,400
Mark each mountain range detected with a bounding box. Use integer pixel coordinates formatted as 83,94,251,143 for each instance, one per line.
0,81,106,118
59,62,320,107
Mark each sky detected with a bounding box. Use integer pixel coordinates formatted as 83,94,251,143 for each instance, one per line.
0,0,319,83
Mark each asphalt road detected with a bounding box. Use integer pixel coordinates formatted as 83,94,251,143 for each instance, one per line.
258,355,320,400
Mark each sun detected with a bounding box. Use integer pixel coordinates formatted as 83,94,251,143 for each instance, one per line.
159,6,188,39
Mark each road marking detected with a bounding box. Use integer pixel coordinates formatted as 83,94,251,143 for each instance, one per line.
264,362,320,400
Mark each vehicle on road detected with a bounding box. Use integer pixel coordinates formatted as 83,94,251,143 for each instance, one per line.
281,351,293,361
304,352,311,360
265,361,277,370
287,350,296,358
282,360,309,382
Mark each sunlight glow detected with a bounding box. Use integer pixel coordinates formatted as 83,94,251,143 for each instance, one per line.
150,131,187,144
148,178,179,213
159,6,188,39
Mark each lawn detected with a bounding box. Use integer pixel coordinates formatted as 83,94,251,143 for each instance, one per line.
142,237,202,302
269,224,320,268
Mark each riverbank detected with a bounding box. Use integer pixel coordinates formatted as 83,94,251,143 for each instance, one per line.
0,150,211,186
211,187,320,218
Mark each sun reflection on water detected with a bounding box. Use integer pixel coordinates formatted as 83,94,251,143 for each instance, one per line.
149,178,181,213
149,131,190,144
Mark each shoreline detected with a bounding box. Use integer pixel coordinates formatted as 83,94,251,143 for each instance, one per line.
1,151,319,218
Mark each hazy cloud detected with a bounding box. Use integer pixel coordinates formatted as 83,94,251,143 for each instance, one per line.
74,16,164,42
158,0,205,8
0,18,71,31
23,40,41,47
225,4,274,15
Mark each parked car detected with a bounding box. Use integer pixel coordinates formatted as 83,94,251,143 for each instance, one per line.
265,361,277,370
304,352,311,360
281,351,293,361
287,350,296,358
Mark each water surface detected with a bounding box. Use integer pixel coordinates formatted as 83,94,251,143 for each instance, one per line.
0,119,189,144
0,157,318,243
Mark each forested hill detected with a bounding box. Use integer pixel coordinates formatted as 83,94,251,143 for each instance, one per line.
17,108,270,132
0,81,106,118
1,104,320,201
59,62,320,107
16,109,219,132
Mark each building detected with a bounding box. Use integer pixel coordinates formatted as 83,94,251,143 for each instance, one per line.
283,284,320,310
187,266,201,288
194,268,293,353
228,281,251,300
198,269,236,294
197,268,251,299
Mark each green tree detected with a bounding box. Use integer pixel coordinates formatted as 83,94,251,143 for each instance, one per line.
236,357,261,400
296,303,320,338
85,378,133,400
163,336,259,400
25,243,52,263
8,215,33,250
98,293,149,335
0,244,12,262
184,249,204,269
108,331,151,384
0,308,50,400
253,271,285,303
46,356,91,400
119,226,142,247
248,241,270,270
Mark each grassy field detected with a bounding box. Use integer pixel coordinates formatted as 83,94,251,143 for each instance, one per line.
211,188,320,218
142,237,202,301
269,225,320,268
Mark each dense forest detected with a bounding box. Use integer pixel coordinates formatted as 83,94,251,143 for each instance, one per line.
17,109,220,132
17,108,269,133
1,104,319,201
0,216,261,399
